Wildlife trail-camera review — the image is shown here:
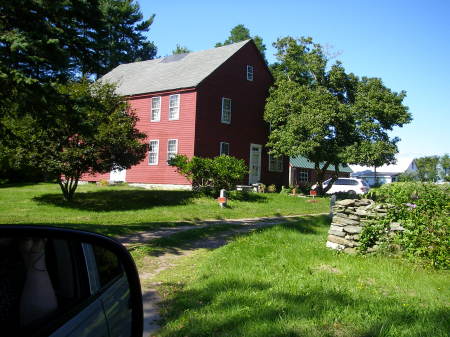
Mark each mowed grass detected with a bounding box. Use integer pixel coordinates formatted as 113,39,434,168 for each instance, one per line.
0,183,328,236
154,215,450,337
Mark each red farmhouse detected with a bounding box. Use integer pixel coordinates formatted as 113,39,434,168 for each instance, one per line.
82,40,287,189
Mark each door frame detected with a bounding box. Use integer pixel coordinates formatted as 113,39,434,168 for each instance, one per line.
248,143,262,184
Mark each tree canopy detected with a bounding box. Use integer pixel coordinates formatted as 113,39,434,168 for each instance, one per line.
215,24,266,60
265,37,411,194
0,0,156,190
172,44,191,55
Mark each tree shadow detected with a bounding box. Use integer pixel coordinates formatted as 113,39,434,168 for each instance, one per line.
33,190,196,212
157,278,448,337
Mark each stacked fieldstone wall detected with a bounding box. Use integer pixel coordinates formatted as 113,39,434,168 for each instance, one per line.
326,199,404,253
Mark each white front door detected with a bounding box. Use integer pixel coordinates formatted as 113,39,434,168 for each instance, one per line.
110,168,126,182
249,144,262,184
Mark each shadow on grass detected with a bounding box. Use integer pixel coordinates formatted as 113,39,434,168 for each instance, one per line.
130,215,331,258
33,190,196,212
33,189,268,212
157,278,448,337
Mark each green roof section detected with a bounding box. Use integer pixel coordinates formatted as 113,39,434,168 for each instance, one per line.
290,156,353,173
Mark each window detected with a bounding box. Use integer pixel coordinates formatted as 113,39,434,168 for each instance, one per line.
268,154,283,172
167,139,178,162
169,94,180,120
220,142,230,155
246,65,254,81
221,98,231,124
151,97,161,121
298,170,308,183
148,140,159,165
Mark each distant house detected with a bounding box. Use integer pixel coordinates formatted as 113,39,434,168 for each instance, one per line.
81,40,288,189
351,158,418,186
289,156,352,186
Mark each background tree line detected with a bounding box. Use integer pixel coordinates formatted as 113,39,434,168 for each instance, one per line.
398,155,450,182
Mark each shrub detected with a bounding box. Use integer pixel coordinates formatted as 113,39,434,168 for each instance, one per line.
279,186,292,195
267,184,277,193
367,182,450,269
169,154,247,195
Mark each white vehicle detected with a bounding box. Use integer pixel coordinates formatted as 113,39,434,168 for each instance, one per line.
314,178,370,195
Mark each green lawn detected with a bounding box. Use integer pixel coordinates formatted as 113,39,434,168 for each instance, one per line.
0,183,328,236
153,215,450,337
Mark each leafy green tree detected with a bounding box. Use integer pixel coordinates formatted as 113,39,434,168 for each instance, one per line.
0,0,156,184
215,24,266,60
265,37,411,195
415,156,440,182
11,80,147,200
172,44,191,55
440,154,450,181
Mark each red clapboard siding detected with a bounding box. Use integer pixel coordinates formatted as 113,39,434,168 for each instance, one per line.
195,42,288,186
125,90,196,185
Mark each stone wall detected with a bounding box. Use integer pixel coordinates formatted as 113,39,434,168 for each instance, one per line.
326,199,404,253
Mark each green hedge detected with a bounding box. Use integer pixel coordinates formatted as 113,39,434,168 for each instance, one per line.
367,182,449,269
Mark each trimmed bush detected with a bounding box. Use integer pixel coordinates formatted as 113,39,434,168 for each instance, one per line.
169,154,247,195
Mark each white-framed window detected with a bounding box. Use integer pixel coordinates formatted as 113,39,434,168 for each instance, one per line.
169,94,180,120
220,142,230,155
148,140,159,165
150,96,161,122
268,154,283,172
298,170,308,183
221,97,231,124
167,139,178,162
246,65,254,81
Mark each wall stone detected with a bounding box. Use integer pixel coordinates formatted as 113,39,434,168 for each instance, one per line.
326,199,404,253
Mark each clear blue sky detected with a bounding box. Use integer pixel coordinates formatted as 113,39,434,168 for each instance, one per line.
139,0,449,160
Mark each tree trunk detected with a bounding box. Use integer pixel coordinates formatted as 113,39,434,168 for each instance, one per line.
374,166,378,187
58,175,80,201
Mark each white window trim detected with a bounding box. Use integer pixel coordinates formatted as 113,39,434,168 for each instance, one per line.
246,65,254,81
150,96,161,122
221,97,231,124
298,169,308,182
148,140,159,166
268,154,283,172
167,139,178,164
169,94,180,120
219,142,230,155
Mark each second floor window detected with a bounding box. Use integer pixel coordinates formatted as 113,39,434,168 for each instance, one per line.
169,94,180,120
151,97,161,121
220,142,229,155
268,155,283,172
167,139,178,162
246,65,254,81
149,140,159,165
221,98,231,124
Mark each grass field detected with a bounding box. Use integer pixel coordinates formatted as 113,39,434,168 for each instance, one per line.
151,215,450,337
0,183,328,236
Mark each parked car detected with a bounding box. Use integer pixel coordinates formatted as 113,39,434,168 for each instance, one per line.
313,178,370,195
0,226,143,337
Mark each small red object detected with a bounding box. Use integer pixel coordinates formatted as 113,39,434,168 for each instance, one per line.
309,190,317,196
217,197,227,203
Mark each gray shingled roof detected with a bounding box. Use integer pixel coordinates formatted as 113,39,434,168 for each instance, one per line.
100,40,251,96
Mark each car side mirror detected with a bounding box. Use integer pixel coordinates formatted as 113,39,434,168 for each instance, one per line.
0,226,143,337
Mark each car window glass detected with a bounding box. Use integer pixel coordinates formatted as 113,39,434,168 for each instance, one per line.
92,245,123,287
335,179,345,185
349,180,359,185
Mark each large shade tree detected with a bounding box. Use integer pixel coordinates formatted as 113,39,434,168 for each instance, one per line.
265,37,411,194
0,0,156,190
10,80,147,200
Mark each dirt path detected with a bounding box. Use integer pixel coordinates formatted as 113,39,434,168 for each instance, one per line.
118,214,325,336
